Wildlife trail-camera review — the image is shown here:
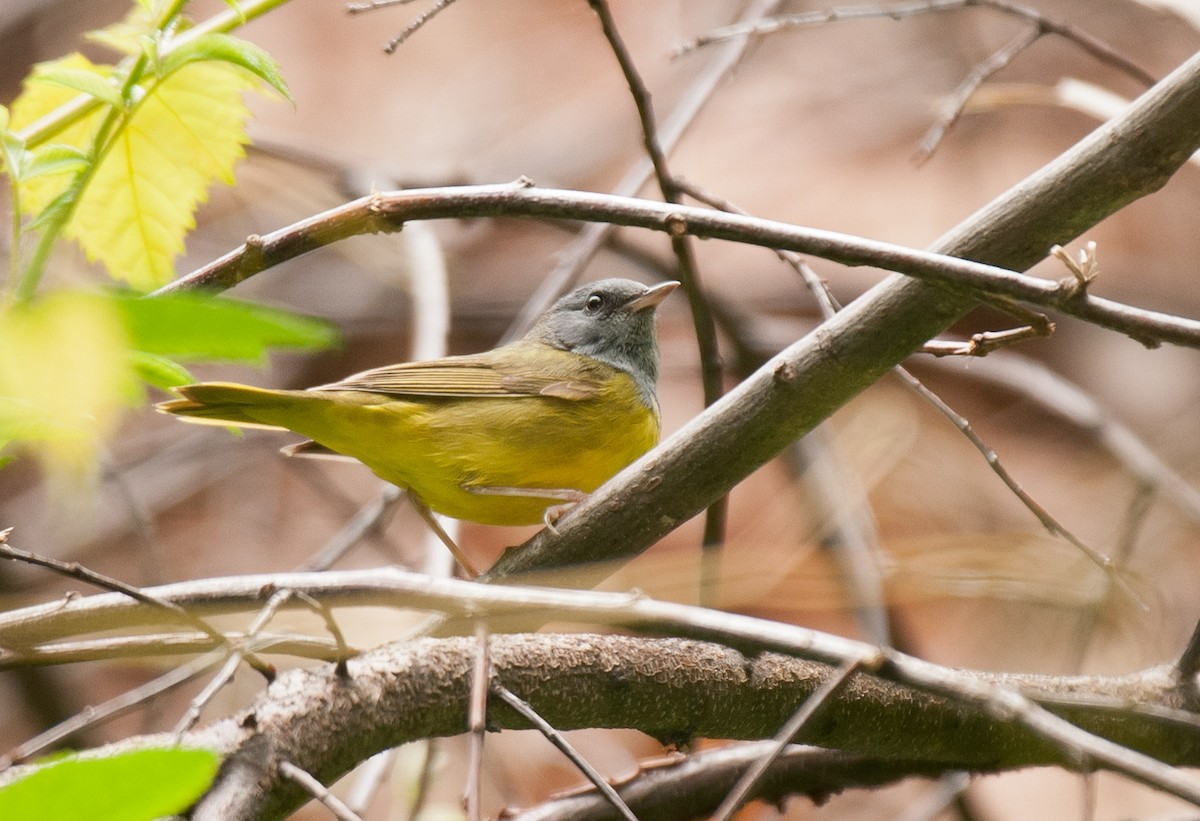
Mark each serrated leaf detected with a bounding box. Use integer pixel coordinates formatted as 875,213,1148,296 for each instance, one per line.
0,292,137,476
22,145,90,181
128,350,194,389
31,64,125,108
160,33,291,101
115,291,338,362
8,55,107,214
0,747,220,821
67,60,259,289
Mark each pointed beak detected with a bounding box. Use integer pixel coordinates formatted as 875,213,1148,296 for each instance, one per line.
626,280,680,312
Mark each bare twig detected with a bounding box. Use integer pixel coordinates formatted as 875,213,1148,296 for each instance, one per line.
587,0,729,596
153,184,1200,351
920,324,1050,356
0,533,271,674
290,590,352,676
464,623,489,821
916,25,1040,161
679,0,1157,160
501,743,943,821
713,657,865,820
173,587,300,734
503,0,783,340
298,484,404,572
676,0,1156,87
916,352,1200,526
1,651,225,768
344,0,462,53
346,0,418,12
343,750,396,816
280,760,367,821
889,365,1140,605
0,631,340,667
492,683,640,821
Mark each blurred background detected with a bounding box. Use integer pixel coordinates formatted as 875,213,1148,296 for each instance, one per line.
3,0,1200,818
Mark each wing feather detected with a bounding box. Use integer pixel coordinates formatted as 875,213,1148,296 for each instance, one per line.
311,342,608,401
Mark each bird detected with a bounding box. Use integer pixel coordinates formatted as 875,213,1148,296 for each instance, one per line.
157,278,678,574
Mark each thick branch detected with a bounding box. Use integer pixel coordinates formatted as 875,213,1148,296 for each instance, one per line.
3,634,1192,821
487,48,1200,582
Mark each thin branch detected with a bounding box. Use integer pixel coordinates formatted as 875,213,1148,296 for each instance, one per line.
152,183,1200,351
587,0,729,594
464,624,489,821
501,743,944,821
0,533,270,674
916,352,1200,526
713,657,863,820
1,652,224,768
343,750,396,816
492,683,639,821
916,24,1040,161
382,0,461,54
502,0,783,340
345,0,419,13
889,365,1140,605
297,484,404,572
0,631,343,668
675,0,1157,88
280,760,367,821
173,586,301,734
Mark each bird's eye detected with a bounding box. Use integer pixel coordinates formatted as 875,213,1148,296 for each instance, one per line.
584,293,604,313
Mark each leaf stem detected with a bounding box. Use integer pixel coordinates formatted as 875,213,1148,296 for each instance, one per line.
15,0,294,150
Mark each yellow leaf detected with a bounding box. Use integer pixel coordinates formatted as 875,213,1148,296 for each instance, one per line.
8,54,106,214
10,54,261,290
0,293,136,476
69,61,258,289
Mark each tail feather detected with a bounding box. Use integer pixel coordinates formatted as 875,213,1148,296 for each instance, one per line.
156,382,298,431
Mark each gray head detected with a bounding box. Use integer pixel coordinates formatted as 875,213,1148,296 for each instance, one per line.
527,279,678,400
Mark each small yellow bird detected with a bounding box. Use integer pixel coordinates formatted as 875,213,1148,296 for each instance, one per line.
158,279,677,573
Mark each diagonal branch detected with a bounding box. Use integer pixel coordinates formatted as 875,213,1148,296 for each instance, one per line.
486,47,1200,583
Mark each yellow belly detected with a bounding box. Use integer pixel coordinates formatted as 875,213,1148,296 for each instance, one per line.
290,374,660,525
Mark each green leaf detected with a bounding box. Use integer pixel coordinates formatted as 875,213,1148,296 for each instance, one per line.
0,747,220,821
160,33,292,102
22,145,90,181
31,64,125,109
115,292,339,362
129,350,195,390
26,187,78,232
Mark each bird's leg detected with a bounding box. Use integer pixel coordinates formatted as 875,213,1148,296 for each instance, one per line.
411,499,481,578
463,486,589,534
